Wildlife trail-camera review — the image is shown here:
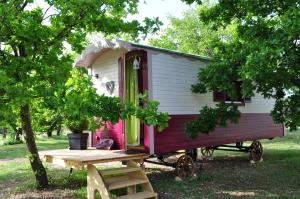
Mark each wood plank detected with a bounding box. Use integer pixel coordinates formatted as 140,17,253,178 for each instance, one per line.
154,113,284,153
87,164,111,199
105,176,129,184
39,149,149,168
106,177,148,190
116,192,157,199
100,167,140,176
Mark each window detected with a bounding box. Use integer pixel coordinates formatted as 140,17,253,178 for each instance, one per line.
213,81,251,105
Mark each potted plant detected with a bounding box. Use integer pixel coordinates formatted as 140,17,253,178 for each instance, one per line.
65,118,89,150
63,68,98,150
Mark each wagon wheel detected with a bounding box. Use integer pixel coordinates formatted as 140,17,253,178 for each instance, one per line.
176,154,195,179
200,147,214,158
250,140,263,162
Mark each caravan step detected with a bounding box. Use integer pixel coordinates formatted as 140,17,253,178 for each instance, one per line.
100,167,140,176
106,176,148,190
116,191,157,199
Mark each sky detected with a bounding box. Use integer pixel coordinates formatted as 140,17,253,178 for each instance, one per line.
30,0,193,26
129,0,196,43
29,0,195,44
130,0,194,27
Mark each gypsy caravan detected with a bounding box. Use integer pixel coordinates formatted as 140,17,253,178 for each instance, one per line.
74,39,284,173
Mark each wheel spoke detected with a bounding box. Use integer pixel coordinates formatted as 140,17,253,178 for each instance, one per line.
250,141,263,162
176,155,195,179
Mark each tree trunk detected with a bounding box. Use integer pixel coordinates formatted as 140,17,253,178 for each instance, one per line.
10,123,22,142
3,128,7,139
46,129,52,137
16,128,22,142
20,104,48,188
56,123,62,136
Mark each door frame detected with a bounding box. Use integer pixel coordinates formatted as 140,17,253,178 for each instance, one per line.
118,50,149,149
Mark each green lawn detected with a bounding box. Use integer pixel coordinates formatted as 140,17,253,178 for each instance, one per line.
0,130,300,198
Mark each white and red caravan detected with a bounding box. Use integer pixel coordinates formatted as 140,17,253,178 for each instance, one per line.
74,39,284,155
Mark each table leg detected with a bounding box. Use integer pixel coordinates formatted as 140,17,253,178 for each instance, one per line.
87,164,111,199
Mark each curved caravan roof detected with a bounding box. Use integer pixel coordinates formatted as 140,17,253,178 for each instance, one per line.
74,39,210,67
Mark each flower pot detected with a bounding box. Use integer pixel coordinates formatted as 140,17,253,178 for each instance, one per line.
67,133,89,150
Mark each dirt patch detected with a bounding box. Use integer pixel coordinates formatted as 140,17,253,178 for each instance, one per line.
8,189,74,199
0,180,26,199
0,157,26,163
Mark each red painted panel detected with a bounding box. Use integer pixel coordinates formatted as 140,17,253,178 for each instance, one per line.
143,125,150,152
154,113,284,154
92,120,125,150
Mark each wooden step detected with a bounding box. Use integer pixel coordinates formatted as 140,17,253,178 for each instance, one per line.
116,191,157,199
100,167,140,176
106,176,148,190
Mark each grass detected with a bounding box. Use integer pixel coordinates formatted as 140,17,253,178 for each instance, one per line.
0,135,69,159
0,130,300,198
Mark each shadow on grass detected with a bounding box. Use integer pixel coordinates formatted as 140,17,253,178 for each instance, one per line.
4,135,300,199
145,148,300,199
30,147,299,199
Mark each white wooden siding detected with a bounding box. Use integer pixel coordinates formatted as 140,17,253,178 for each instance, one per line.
91,49,124,97
150,51,275,114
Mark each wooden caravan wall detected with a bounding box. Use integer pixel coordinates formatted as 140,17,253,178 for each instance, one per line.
91,49,125,149
91,49,125,97
149,51,283,154
154,113,284,153
149,51,276,114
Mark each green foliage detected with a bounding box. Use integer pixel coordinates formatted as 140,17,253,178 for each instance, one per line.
0,0,162,187
135,92,170,132
182,0,300,131
185,103,240,138
32,98,64,136
149,4,233,57
2,128,23,145
62,68,170,134
62,68,96,133
0,0,160,128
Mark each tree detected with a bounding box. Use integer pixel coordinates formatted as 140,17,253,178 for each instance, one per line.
32,95,64,137
149,4,233,57
0,0,160,188
178,0,300,138
0,103,22,142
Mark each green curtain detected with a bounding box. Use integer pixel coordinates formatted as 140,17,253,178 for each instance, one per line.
125,59,140,146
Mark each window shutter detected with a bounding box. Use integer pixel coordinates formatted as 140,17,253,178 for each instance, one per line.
213,91,225,102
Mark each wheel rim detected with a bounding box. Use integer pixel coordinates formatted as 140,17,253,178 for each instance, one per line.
250,141,263,162
201,147,214,158
176,155,195,179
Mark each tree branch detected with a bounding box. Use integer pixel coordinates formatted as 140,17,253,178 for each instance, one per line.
20,0,28,11
42,4,53,20
12,46,19,57
42,14,57,22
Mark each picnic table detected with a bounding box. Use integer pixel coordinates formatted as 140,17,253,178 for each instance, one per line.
40,149,157,199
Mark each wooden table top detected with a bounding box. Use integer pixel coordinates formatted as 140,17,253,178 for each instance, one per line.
39,148,149,169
